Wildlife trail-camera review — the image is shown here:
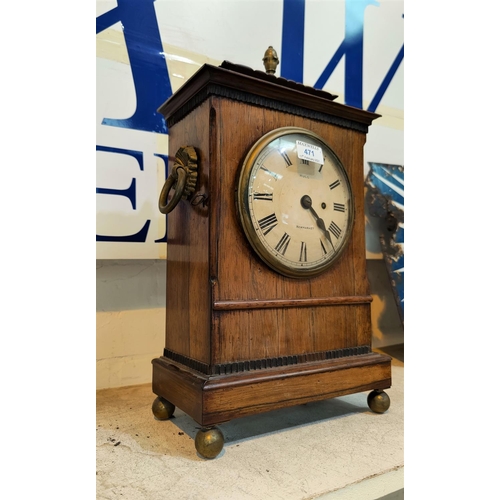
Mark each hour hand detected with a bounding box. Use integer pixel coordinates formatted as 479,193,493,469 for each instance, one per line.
300,195,333,246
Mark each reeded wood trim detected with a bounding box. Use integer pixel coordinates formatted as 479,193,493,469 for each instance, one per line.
164,345,372,376
158,64,379,131
213,295,373,311
165,84,370,133
152,352,391,426
210,346,372,375
206,352,391,390
163,349,210,374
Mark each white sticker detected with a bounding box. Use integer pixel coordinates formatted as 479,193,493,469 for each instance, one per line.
296,140,324,165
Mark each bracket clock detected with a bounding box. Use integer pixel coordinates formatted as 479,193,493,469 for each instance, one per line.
151,49,392,459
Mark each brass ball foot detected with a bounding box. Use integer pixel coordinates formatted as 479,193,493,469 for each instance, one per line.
152,396,175,420
195,427,224,459
367,390,391,414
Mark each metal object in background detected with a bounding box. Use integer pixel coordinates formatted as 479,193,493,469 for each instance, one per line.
365,163,404,324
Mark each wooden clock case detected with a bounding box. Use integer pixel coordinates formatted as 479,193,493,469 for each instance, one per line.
152,61,392,456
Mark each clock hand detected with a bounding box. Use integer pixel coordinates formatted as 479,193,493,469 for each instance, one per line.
300,195,334,247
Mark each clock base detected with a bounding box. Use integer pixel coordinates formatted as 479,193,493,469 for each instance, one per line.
152,351,391,428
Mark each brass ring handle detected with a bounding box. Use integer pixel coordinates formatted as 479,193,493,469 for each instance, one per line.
158,146,198,214
158,166,187,214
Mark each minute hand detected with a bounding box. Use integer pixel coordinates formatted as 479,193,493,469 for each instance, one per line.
300,195,334,247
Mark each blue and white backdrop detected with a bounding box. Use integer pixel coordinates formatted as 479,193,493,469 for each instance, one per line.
96,0,404,259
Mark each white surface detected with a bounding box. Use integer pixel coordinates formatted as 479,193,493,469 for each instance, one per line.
317,468,403,499
96,357,403,499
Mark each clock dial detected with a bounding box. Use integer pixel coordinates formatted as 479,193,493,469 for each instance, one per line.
237,127,354,278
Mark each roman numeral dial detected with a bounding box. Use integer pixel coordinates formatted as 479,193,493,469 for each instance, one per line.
258,213,278,235
275,233,291,255
237,127,354,278
253,192,273,201
328,221,342,239
280,150,293,167
299,242,307,262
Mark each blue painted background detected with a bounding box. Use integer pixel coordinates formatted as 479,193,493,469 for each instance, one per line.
96,0,403,245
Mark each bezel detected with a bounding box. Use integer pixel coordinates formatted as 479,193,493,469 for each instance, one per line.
237,127,354,278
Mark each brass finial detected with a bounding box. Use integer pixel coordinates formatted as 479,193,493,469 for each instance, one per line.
263,46,279,75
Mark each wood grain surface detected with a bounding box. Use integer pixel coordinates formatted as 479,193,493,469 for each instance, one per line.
153,62,390,425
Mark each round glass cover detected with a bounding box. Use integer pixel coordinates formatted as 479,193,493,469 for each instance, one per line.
237,127,354,278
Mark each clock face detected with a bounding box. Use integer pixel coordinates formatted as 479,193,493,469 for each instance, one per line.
237,127,354,278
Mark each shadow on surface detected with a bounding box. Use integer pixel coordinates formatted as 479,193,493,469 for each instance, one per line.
166,393,368,446
376,343,404,364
